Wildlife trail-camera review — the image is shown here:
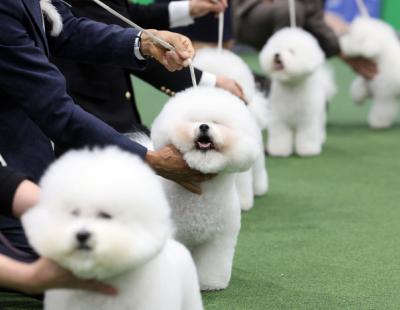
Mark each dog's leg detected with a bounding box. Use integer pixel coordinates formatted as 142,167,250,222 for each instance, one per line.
252,152,268,196
236,171,254,211
295,118,324,156
191,233,238,291
267,123,293,157
368,96,399,129
351,77,370,105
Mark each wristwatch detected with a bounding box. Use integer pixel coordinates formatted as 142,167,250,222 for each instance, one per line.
134,31,146,61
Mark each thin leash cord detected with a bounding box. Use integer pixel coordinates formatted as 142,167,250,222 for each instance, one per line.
188,59,198,87
354,0,370,17
90,0,197,87
217,11,224,53
0,232,32,258
288,0,296,28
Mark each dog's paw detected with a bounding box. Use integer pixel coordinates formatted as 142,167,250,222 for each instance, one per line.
253,174,268,196
351,78,369,105
368,104,398,129
240,199,254,211
266,144,293,157
296,143,322,157
200,282,229,291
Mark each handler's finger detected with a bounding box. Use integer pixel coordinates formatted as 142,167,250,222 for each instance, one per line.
178,181,202,195
74,280,118,296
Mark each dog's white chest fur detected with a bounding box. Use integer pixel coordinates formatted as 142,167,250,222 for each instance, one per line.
164,174,240,246
44,240,202,310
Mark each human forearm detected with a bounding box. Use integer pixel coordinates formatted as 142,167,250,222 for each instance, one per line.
0,255,117,295
0,255,35,294
12,180,40,218
49,1,145,69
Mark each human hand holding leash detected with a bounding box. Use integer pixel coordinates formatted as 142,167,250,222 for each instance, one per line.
140,30,195,72
190,0,228,18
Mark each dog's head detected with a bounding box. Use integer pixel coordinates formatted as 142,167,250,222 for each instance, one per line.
22,147,172,280
260,28,325,82
340,17,398,60
151,87,260,174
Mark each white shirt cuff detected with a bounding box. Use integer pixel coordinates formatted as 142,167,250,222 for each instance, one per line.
169,1,194,28
199,72,217,87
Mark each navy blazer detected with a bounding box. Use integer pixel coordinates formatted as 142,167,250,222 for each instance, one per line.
0,0,148,182
0,0,150,261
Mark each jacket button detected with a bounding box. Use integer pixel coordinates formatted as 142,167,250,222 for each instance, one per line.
125,91,132,100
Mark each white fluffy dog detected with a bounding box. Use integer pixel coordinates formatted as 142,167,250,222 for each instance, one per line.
151,87,260,290
194,48,269,211
340,17,400,129
22,147,203,310
260,28,336,157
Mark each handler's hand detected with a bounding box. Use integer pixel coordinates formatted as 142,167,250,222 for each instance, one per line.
140,30,194,72
146,145,214,194
340,54,378,80
216,75,246,103
189,0,228,18
22,258,117,295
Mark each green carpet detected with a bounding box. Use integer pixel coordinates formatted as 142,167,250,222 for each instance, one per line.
2,56,399,309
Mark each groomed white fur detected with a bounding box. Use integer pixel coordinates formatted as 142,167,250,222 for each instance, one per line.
260,28,336,157
151,87,260,290
40,0,63,36
22,147,203,310
340,17,400,129
194,48,269,211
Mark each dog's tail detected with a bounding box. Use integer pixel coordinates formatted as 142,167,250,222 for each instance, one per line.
125,132,154,151
248,91,269,130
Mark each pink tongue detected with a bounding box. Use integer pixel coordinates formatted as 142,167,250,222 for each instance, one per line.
274,62,284,70
198,142,211,149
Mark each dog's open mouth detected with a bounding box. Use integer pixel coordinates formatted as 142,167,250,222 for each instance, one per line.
77,244,92,251
273,59,284,71
196,135,215,151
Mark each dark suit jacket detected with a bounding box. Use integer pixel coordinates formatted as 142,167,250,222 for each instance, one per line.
233,0,340,57
0,0,149,260
52,0,202,134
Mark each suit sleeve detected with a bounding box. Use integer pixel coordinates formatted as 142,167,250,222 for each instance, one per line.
48,0,146,69
132,59,202,95
0,167,26,217
0,2,147,159
127,2,170,29
304,4,340,58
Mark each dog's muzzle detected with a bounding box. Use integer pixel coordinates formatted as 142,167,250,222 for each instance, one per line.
76,230,92,251
196,124,215,151
273,53,284,70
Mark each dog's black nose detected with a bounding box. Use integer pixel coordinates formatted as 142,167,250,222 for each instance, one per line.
274,53,281,60
199,124,209,132
76,230,91,244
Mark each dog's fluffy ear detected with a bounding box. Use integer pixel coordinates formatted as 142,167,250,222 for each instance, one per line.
40,0,63,37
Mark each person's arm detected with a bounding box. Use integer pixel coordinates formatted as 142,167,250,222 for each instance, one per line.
0,1,208,193
303,3,341,58
0,249,117,295
0,166,27,217
48,0,145,69
127,0,227,30
133,59,244,99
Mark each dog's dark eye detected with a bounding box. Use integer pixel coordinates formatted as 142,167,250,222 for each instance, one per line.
71,209,80,217
97,211,112,220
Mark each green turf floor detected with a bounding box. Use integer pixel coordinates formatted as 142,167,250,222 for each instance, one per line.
2,55,399,309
